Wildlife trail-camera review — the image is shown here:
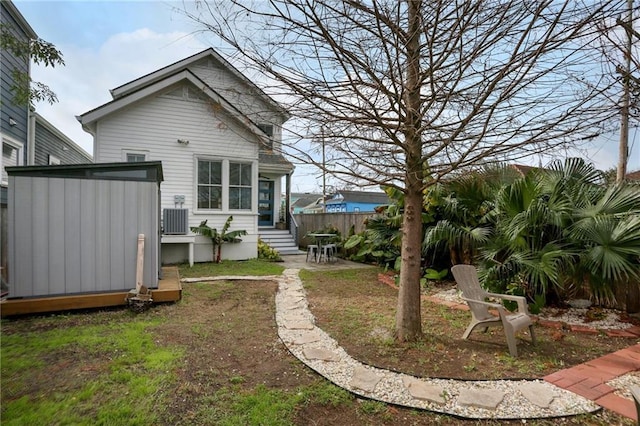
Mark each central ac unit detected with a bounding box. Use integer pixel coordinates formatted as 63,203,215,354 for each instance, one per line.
163,208,189,235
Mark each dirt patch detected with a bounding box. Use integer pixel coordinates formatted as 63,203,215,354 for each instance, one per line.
304,269,635,380
154,280,319,424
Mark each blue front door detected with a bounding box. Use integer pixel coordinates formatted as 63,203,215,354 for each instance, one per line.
258,180,274,226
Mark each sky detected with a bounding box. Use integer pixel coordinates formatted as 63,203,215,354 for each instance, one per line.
14,0,640,189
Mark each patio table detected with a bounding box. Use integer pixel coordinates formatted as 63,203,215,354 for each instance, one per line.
307,233,337,263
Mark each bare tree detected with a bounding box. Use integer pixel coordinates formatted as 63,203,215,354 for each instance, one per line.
183,0,623,341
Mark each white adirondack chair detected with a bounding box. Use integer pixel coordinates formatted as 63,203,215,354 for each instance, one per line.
451,264,536,357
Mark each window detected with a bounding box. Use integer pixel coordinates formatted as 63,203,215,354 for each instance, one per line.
1,138,24,186
197,160,222,209
229,162,252,210
257,124,274,150
126,153,146,163
48,154,60,165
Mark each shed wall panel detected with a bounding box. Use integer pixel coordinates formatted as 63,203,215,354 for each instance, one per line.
8,173,160,298
31,179,48,297
94,180,111,291
48,178,66,294
11,177,33,296
80,179,97,292
109,180,126,290
64,179,82,293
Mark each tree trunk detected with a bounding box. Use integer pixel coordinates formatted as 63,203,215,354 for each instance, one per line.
395,0,424,342
395,188,424,341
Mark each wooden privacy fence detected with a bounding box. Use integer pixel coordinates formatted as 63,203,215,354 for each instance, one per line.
293,212,379,246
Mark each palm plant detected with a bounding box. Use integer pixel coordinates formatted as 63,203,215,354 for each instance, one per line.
481,158,640,309
566,185,640,305
190,216,247,263
478,170,572,301
423,171,497,265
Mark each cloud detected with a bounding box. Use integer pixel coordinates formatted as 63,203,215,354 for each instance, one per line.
30,28,207,154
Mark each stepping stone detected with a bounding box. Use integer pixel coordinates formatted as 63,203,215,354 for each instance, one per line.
402,377,446,404
281,298,305,309
351,366,382,392
289,332,323,345
303,347,340,362
282,314,308,323
457,388,505,410
285,321,314,330
519,382,555,408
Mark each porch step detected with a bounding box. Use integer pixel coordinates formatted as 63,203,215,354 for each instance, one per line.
259,229,304,255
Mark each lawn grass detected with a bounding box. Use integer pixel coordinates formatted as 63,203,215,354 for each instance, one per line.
178,258,285,278
1,263,634,425
1,311,182,425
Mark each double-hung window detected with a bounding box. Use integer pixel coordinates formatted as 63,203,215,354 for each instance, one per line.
197,160,222,209
229,162,252,210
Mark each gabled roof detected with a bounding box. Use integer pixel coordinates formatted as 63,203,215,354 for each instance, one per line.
291,193,322,209
109,48,289,121
327,190,390,205
35,113,92,161
78,69,270,147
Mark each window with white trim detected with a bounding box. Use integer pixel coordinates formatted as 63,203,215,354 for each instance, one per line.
229,162,252,210
122,150,148,163
48,154,60,165
126,153,146,163
197,159,222,209
196,159,254,211
1,138,24,186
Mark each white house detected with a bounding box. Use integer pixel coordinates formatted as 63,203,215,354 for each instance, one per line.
78,48,294,263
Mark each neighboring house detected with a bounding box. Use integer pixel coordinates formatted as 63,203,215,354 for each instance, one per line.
324,190,390,213
34,113,92,165
1,0,90,286
1,0,34,204
291,192,322,214
79,48,294,262
299,190,390,214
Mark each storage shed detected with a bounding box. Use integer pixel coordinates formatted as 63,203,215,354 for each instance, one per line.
6,162,163,299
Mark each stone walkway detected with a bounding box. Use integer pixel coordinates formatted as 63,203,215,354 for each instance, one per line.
274,269,602,420
183,262,640,420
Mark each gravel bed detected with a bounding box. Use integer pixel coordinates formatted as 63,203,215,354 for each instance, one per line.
432,288,633,330
277,269,600,420
606,371,640,400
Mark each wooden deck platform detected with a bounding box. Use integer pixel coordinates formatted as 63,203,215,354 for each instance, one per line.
0,267,182,317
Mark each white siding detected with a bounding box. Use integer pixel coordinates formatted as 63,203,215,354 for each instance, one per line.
190,60,285,154
93,91,261,258
191,60,283,128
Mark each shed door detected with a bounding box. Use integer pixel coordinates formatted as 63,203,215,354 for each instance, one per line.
258,180,274,226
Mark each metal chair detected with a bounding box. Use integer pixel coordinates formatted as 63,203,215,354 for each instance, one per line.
319,243,336,263
451,264,536,357
306,244,318,262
